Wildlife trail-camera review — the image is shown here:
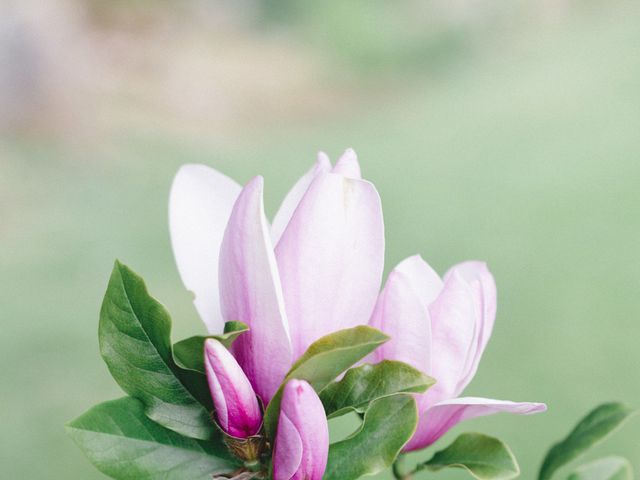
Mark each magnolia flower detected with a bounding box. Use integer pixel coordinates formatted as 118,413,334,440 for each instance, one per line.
203,338,262,438
369,256,547,451
169,150,384,404
273,379,329,480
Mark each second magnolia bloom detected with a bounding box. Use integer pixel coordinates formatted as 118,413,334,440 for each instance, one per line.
273,380,330,480
370,256,546,450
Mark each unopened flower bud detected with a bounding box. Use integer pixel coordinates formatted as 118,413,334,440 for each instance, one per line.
204,338,262,438
273,379,329,480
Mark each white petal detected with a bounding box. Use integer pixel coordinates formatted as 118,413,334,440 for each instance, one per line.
332,148,362,179
169,164,241,333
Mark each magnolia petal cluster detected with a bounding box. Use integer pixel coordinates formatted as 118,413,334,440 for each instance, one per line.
203,338,262,438
169,149,546,456
170,150,384,404
273,380,329,480
369,256,547,450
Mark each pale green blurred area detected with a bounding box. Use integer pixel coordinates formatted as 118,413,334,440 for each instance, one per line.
1,1,639,478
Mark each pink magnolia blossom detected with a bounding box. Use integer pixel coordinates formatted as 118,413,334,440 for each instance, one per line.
169,150,384,404
203,338,262,438
369,256,547,451
272,379,329,480
169,150,545,451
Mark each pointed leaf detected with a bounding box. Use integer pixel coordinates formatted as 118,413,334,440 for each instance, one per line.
323,394,418,480
66,397,236,480
320,360,435,418
539,403,636,480
99,261,215,440
567,457,633,480
263,326,389,439
419,432,520,480
173,321,249,373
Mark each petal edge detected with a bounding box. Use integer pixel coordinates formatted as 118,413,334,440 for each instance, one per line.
169,164,241,333
219,176,292,404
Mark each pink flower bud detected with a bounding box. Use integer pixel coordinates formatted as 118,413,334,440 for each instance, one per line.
273,380,329,480
204,338,262,438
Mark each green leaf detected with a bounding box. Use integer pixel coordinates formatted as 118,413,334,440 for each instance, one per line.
66,397,236,480
567,457,633,480
173,321,249,373
539,403,636,480
262,325,389,439
418,432,520,480
320,360,435,418
99,261,215,440
323,394,418,480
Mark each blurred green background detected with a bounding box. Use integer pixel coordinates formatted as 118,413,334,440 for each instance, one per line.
2,0,639,478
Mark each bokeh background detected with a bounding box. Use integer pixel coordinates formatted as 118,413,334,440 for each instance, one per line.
2,0,639,478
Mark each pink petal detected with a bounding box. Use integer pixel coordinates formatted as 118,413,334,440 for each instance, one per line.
219,176,292,404
369,256,439,375
274,380,329,480
445,261,497,395
394,254,444,307
204,339,262,438
426,271,478,405
273,413,303,480
169,164,241,333
404,397,547,452
332,148,361,179
271,154,332,246
275,173,385,358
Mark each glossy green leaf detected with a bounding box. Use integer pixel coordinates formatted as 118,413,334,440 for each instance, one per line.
99,261,215,440
567,457,633,480
263,325,389,439
539,403,636,480
173,321,249,373
320,360,435,418
323,394,418,480
418,432,520,480
66,397,236,480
